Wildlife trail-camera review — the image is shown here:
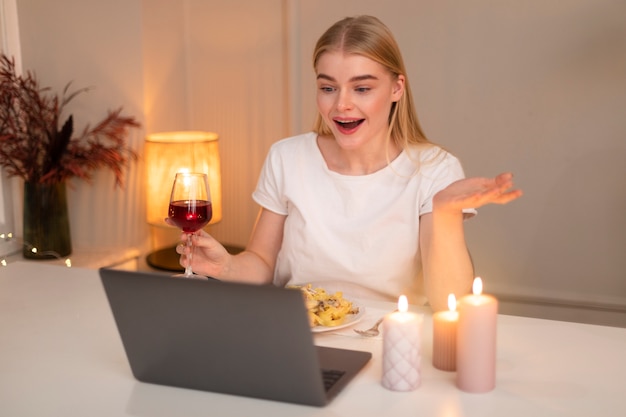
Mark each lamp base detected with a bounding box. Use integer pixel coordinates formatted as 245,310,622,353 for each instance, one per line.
146,244,244,272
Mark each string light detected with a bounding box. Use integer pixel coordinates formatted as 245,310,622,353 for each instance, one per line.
0,232,72,267
0,232,15,267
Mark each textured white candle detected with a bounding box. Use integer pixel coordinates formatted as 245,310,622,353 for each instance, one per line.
382,295,423,391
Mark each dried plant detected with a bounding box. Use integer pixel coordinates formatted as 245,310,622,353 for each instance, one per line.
0,53,141,186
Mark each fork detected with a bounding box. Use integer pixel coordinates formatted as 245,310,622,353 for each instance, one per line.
353,316,385,337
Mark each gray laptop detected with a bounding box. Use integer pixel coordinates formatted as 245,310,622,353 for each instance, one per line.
99,268,371,407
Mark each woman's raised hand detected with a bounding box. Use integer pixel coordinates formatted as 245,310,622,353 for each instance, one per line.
434,172,523,213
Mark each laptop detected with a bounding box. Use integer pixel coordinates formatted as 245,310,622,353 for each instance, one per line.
99,268,371,407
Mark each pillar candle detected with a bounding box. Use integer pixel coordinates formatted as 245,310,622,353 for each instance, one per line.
432,293,458,371
456,277,498,393
382,295,423,391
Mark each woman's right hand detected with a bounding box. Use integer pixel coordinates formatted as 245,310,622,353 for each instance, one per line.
167,208,285,285
176,230,231,279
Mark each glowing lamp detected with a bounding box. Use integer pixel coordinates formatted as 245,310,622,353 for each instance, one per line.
144,131,222,270
145,131,222,227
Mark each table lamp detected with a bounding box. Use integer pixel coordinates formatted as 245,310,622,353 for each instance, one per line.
144,131,222,271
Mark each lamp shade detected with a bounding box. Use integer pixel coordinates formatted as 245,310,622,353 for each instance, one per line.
145,131,222,227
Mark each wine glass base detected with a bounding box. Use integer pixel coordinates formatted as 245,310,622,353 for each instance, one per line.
171,273,212,280
175,273,221,282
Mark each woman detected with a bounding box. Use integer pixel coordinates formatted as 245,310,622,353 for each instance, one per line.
176,15,522,311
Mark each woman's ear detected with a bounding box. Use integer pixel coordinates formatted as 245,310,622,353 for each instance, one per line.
392,74,405,101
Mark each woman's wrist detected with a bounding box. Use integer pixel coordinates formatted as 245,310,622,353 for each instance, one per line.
432,199,465,219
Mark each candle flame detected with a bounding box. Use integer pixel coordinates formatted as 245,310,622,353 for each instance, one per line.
447,293,457,312
472,277,483,295
397,295,408,313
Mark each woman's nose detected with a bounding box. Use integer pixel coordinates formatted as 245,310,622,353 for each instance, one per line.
336,91,353,111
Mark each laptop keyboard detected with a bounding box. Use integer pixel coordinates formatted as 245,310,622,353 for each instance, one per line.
322,369,346,391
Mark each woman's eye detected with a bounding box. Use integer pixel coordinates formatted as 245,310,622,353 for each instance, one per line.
319,86,335,93
355,87,370,93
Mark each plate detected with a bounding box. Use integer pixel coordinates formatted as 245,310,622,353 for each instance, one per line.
311,306,365,333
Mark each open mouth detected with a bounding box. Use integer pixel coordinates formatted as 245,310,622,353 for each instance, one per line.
334,119,364,131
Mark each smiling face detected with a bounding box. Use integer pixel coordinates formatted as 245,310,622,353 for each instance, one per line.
315,51,405,153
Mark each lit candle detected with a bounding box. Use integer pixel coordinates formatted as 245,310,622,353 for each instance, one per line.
432,293,458,371
456,277,498,393
382,295,423,391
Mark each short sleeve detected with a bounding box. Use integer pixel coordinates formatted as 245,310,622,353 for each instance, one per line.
419,151,477,218
252,144,289,215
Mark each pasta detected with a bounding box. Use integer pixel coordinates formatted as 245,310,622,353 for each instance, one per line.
293,284,359,327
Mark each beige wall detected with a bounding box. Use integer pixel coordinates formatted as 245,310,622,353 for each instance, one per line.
13,0,148,251
8,1,626,315
141,0,287,248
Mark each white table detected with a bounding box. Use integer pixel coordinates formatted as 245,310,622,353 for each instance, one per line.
1,246,141,269
1,262,625,416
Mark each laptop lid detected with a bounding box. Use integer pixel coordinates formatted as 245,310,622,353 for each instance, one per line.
99,268,371,407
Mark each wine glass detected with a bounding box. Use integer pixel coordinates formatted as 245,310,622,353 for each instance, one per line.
168,172,212,278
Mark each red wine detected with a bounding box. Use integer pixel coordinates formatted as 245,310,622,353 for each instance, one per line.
168,200,212,233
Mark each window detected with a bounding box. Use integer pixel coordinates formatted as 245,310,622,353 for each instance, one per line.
0,0,22,256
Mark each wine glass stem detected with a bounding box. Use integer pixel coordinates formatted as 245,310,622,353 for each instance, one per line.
184,235,194,277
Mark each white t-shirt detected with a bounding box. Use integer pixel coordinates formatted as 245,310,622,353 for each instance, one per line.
252,132,469,304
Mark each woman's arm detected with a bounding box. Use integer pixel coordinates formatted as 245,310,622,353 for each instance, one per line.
420,172,522,311
419,210,473,312
179,208,286,284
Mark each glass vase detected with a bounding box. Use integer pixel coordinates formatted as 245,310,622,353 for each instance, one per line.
23,181,72,259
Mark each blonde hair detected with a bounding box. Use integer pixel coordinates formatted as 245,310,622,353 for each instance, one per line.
312,15,431,150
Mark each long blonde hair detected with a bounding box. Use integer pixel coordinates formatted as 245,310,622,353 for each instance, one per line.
312,15,431,150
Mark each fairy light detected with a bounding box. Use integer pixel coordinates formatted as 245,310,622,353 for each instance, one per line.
0,232,72,267
0,232,14,267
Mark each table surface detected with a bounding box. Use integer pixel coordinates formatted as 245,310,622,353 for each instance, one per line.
1,262,625,417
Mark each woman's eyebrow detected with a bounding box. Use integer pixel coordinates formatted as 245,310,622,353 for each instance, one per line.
316,73,379,82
